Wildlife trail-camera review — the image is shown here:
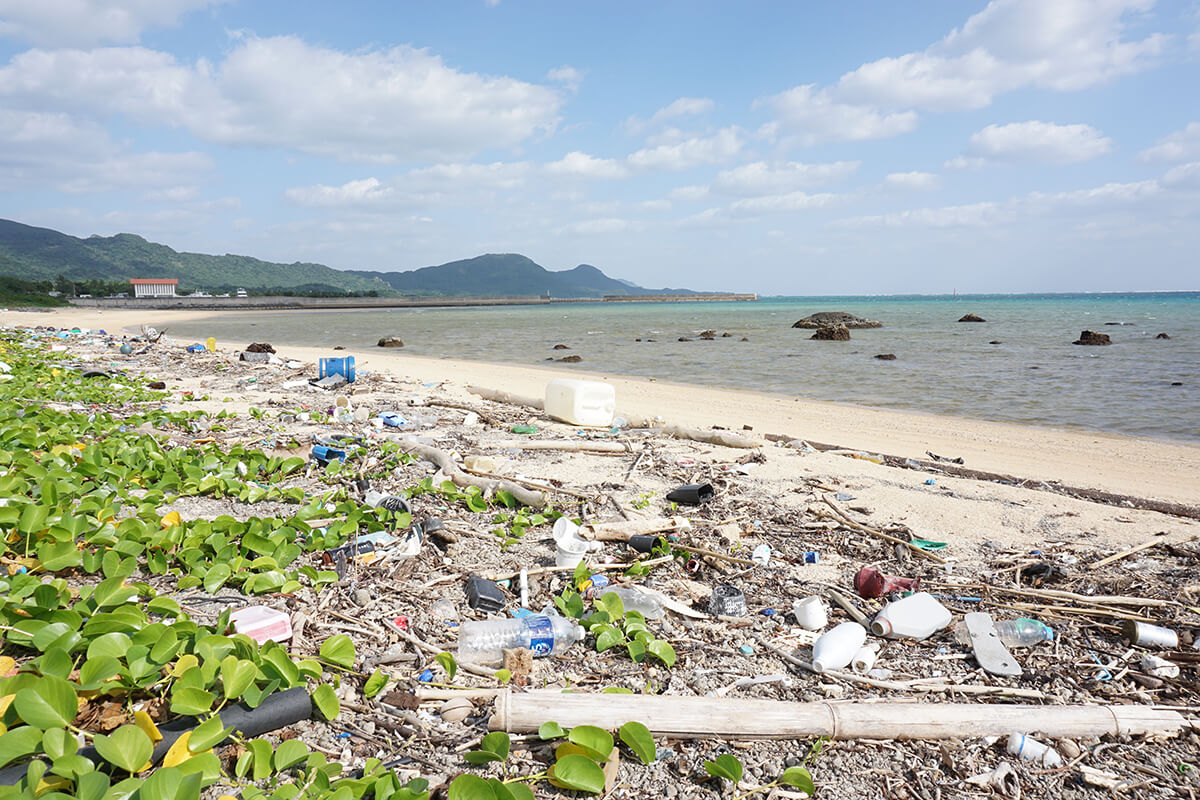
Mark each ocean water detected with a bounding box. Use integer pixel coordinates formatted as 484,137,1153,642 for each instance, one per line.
167,293,1200,444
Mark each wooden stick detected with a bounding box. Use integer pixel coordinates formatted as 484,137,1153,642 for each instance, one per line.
390,435,545,507
481,555,674,583
821,497,948,565
460,468,595,500
580,516,692,542
1088,535,1190,571
492,439,634,453
490,691,1186,740
669,542,758,567
467,385,543,410
983,584,1177,608
380,618,495,679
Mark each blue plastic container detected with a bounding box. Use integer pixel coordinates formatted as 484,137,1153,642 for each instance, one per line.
311,445,347,465
318,356,355,382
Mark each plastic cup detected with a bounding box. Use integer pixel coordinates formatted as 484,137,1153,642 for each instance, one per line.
555,538,588,568
792,596,828,630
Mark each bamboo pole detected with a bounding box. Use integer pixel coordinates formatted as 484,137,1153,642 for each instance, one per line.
580,516,692,542
491,440,634,453
489,691,1187,741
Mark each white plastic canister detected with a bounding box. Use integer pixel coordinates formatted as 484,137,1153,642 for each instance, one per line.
544,378,616,427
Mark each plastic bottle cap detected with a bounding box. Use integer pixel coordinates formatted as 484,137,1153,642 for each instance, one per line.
870,619,891,637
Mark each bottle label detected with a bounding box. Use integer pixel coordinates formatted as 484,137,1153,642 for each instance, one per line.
526,616,554,656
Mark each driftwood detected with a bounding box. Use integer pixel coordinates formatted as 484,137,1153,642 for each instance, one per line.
581,516,692,542
491,439,634,453
1089,534,1192,571
821,496,948,565
390,435,545,508
469,385,761,449
467,385,544,410
490,690,1187,740
765,432,1200,521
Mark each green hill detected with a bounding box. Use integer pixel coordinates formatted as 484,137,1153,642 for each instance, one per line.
349,254,689,298
0,218,699,298
0,219,389,295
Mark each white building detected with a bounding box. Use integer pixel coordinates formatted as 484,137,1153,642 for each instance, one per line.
129,278,178,298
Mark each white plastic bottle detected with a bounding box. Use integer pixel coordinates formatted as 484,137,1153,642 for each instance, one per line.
811,622,868,673
1006,733,1063,767
597,587,664,620
952,618,1054,648
870,592,952,640
457,615,584,664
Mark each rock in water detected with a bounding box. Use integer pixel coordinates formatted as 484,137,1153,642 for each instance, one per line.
1155,333,1171,339
811,324,851,341
1073,330,1112,346
377,336,404,348
793,311,882,329
555,355,582,363
874,353,896,360
552,343,570,350
958,313,986,322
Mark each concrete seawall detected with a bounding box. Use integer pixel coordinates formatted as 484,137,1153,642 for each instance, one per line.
71,293,756,311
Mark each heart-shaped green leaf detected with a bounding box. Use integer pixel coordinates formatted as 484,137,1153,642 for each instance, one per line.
550,753,606,794
704,753,743,784
312,683,339,721
618,721,656,765
647,639,676,668
93,724,153,774
0,726,43,769
538,721,567,740
447,774,495,800
363,668,387,699
567,725,613,761
318,634,356,669
220,656,257,701
273,738,309,771
434,652,457,682
13,676,78,729
187,714,229,752
170,687,215,716
779,766,815,793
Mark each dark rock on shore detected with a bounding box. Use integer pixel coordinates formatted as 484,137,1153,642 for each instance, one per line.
1156,333,1171,339
958,313,986,322
811,324,851,341
1073,330,1111,346
874,353,897,360
792,311,882,329
377,336,403,348
245,342,275,353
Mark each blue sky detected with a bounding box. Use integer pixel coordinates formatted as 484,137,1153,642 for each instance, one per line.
1,0,1198,295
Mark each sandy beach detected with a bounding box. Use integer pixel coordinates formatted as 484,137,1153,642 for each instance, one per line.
14,305,1200,509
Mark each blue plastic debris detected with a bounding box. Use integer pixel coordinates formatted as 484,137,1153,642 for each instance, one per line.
418,668,434,682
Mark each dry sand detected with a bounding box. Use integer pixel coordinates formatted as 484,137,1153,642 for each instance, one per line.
15,305,1198,510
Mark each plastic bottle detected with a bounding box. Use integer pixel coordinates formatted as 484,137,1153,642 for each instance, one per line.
457,614,584,664
870,592,952,640
595,587,664,620
1006,733,1063,767
952,618,1054,648
811,622,868,673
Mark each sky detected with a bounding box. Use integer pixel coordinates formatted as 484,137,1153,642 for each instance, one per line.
1,1,1199,295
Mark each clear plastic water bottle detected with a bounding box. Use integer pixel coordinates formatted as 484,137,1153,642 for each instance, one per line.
457,614,583,664
953,618,1054,648
596,587,664,620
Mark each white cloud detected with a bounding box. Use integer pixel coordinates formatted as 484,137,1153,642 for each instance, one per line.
836,202,1008,229
760,0,1165,146
728,191,839,216
0,0,225,47
669,185,709,202
758,85,917,146
0,36,563,162
625,97,714,134
713,160,860,196
560,218,632,235
1162,162,1200,189
0,108,212,192
545,151,629,179
547,65,582,92
883,171,939,190
1138,122,1200,163
965,121,1113,164
1027,179,1160,206
284,178,395,208
836,0,1165,111
627,127,742,171
944,156,987,170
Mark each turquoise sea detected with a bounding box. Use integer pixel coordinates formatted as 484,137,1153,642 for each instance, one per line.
168,292,1200,444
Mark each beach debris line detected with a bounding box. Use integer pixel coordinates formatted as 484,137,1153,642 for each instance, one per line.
1,322,1197,799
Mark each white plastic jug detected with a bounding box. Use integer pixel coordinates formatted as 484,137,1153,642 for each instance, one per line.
811,622,867,673
544,378,616,427
870,592,953,640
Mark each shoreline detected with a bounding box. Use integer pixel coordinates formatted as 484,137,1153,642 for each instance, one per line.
7,305,1200,507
